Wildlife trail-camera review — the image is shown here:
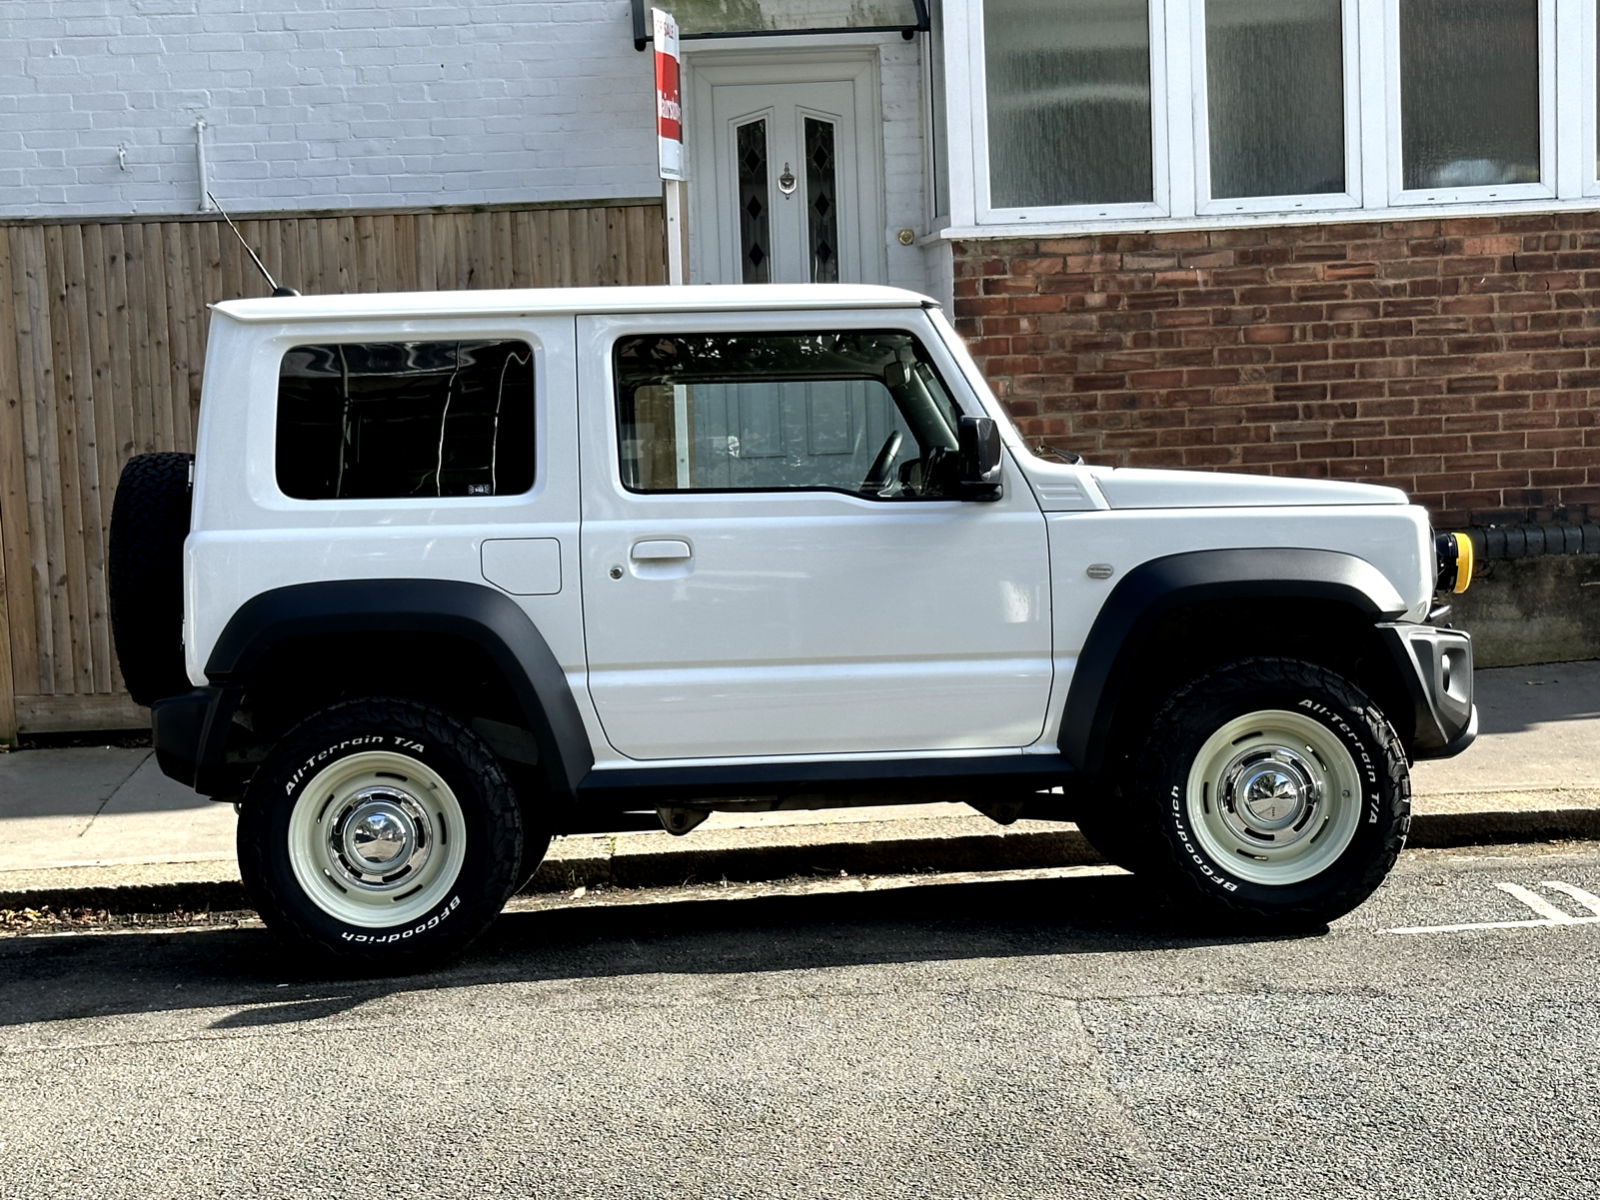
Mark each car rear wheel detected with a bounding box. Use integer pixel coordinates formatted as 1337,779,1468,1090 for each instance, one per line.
238,698,523,971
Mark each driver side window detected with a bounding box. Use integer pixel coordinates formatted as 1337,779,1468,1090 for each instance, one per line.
614,330,965,499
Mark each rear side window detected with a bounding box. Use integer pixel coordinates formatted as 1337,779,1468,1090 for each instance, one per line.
276,340,535,500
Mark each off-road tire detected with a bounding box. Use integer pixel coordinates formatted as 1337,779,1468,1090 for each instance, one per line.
108,452,194,707
238,698,523,972
506,762,555,897
1133,657,1410,928
1073,784,1157,875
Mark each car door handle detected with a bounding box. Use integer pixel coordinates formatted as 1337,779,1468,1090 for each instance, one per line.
630,539,692,561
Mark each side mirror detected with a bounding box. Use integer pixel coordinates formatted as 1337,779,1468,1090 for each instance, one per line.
957,416,1003,502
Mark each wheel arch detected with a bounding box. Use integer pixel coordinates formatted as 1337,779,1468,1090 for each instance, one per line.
1059,548,1414,775
206,579,593,800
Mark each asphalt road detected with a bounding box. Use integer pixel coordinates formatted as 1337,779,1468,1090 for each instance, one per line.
3,845,1600,1200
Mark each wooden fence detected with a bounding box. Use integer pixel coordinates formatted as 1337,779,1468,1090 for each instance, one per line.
0,199,666,740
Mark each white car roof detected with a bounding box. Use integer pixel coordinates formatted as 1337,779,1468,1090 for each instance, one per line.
213,283,937,324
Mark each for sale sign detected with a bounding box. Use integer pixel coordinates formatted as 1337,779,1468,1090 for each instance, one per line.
653,8,684,181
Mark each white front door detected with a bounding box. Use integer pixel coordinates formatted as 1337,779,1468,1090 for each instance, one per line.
689,54,886,286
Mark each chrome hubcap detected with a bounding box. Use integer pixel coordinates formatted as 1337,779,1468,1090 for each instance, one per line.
333,788,432,887
1220,748,1321,846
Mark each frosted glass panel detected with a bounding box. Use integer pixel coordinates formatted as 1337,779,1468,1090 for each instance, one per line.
1399,0,1539,190
1206,0,1345,199
985,0,1153,208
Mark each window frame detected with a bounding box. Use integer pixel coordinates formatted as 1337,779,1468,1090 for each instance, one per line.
272,335,541,505
969,0,1172,226
951,0,1587,232
1572,0,1600,197
610,327,973,502
1190,0,1364,217
1382,0,1556,207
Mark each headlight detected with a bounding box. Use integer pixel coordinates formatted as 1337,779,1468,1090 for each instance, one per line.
1435,531,1474,595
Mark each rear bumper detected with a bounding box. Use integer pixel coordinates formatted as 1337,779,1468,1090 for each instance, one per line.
1377,622,1476,759
150,685,244,795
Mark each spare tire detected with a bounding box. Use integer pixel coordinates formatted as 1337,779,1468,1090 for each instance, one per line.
109,452,194,707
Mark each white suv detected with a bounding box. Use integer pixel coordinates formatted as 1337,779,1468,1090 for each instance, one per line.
107,284,1476,968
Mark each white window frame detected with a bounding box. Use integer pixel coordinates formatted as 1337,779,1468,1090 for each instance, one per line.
1190,0,1364,217
946,0,1599,234
968,0,1171,225
1383,0,1556,206
1572,0,1600,197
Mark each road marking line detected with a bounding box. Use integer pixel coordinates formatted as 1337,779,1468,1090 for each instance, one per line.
1385,915,1600,935
1497,882,1578,923
1542,881,1600,916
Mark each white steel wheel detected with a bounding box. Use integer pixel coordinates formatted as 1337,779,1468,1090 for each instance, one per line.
286,749,469,929
1184,709,1363,888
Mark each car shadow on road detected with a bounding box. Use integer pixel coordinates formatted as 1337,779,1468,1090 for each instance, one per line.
0,872,1318,1031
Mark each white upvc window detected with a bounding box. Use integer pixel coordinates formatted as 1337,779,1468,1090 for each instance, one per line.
951,0,1593,231
973,0,1170,225
1382,0,1555,207
1190,0,1363,218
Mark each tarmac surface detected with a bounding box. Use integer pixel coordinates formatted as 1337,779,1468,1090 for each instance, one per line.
2,659,1598,909
2,840,1598,1198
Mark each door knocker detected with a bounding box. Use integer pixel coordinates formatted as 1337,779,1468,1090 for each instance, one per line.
778,163,797,198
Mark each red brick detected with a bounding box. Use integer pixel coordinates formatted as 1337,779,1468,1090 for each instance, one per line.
954,213,1600,522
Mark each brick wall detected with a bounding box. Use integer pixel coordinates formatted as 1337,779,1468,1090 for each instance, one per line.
953,213,1600,528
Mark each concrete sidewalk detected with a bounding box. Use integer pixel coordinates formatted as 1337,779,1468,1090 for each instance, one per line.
3,659,1599,911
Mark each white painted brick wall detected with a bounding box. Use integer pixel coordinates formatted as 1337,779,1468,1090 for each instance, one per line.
0,0,663,217
878,36,929,294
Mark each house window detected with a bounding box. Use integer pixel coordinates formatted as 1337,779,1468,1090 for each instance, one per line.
983,0,1155,209
957,0,1572,229
1399,0,1540,190
1204,0,1346,200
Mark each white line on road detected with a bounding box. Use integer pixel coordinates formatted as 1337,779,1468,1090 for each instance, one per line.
1386,915,1600,935
1385,879,1600,935
1497,883,1578,923
1542,880,1600,916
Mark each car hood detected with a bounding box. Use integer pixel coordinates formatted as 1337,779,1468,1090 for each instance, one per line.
1088,467,1408,510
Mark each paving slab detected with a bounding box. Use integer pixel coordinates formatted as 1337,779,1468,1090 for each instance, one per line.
1412,659,1600,793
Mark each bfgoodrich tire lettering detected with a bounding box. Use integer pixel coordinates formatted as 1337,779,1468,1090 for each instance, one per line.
1135,658,1410,927
238,698,523,970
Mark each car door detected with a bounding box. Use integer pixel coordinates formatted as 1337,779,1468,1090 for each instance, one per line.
577,307,1053,761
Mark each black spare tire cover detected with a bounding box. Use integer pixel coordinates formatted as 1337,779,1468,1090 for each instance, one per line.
109,452,194,707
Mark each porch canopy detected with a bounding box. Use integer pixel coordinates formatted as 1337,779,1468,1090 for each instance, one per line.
631,0,929,49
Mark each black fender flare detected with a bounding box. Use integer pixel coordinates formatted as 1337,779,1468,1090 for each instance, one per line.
1058,548,1410,774
205,579,594,800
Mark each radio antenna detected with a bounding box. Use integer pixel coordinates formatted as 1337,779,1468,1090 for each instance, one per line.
207,192,299,297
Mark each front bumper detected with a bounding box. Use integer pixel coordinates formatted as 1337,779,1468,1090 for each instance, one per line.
151,685,244,795
1378,622,1476,759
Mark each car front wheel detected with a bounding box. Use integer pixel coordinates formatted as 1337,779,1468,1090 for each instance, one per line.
1135,658,1410,927
238,698,523,971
